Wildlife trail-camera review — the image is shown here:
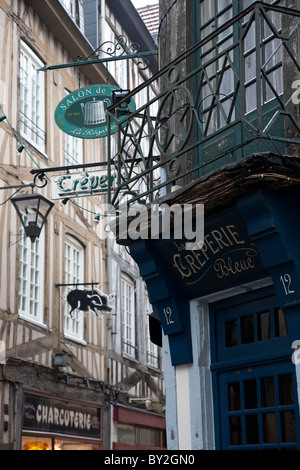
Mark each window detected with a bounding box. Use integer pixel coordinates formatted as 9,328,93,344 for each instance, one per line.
116,58,128,90
22,436,100,450
20,41,45,153
117,424,166,448
65,132,83,167
242,0,283,114
196,0,283,133
59,0,84,32
18,217,45,325
223,366,299,449
121,275,136,358
198,0,235,135
64,236,84,341
224,307,287,349
64,90,83,167
214,289,290,364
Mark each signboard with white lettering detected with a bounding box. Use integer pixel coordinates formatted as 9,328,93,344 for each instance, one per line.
51,169,117,200
54,85,135,138
23,393,101,439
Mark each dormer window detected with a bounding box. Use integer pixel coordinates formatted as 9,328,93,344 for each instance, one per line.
59,0,84,32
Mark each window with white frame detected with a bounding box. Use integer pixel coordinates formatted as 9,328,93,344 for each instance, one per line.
65,131,83,167
145,296,159,368
59,0,84,31
121,274,136,358
18,217,45,325
20,41,45,153
64,235,85,341
116,57,128,90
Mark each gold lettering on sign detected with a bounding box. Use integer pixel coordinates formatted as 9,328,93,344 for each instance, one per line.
214,250,257,279
173,253,193,279
173,224,258,284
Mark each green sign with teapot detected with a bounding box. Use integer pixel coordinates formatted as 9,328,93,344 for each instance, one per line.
54,85,135,139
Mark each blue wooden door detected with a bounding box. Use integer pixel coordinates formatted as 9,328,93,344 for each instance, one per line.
210,286,300,449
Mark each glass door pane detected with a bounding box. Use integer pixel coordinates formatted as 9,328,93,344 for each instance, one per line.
219,365,299,449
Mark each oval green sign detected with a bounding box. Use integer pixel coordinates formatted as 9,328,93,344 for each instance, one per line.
55,85,135,139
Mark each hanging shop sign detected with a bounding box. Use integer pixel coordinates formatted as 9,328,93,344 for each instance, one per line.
54,85,135,138
66,288,113,317
51,169,116,199
23,393,101,439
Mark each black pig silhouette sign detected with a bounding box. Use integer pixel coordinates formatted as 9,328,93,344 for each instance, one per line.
66,288,113,317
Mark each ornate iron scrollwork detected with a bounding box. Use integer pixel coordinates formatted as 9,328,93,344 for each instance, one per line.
82,35,150,70
155,66,195,155
33,172,48,189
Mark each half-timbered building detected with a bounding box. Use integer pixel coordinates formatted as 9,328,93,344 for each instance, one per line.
0,0,165,450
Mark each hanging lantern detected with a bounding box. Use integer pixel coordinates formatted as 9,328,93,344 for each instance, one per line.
11,192,54,243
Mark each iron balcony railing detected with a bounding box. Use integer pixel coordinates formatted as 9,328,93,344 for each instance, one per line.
107,2,300,209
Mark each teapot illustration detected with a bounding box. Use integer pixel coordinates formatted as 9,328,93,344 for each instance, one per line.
81,97,111,125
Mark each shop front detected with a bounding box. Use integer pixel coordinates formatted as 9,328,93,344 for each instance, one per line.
129,188,300,449
22,392,102,450
112,405,166,450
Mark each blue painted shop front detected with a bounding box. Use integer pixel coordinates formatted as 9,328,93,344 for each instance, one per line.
129,188,300,449
210,286,299,449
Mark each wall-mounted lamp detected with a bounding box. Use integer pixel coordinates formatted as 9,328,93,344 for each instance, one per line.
52,353,68,367
0,182,54,243
11,192,54,243
112,89,131,109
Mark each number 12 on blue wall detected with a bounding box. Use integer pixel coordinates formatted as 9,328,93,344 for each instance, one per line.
280,273,295,296
154,299,185,335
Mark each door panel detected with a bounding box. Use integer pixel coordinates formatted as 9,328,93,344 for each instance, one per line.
210,287,300,449
218,363,299,449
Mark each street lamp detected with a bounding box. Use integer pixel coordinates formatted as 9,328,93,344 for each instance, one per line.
0,182,54,243
11,192,54,243
112,89,131,109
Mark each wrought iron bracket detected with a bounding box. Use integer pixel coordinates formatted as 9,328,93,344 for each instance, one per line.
55,282,99,288
38,35,157,73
